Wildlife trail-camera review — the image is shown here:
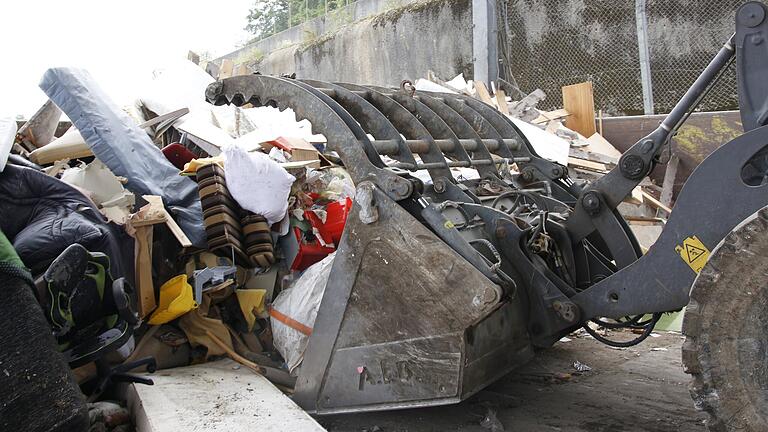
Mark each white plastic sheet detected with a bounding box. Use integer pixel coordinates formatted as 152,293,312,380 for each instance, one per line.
271,253,335,372
509,117,570,166
222,144,295,226
0,116,16,172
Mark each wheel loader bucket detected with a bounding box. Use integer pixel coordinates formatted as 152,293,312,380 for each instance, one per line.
292,188,533,414
204,75,553,413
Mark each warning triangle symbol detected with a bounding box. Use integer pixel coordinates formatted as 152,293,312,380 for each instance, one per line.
685,243,706,263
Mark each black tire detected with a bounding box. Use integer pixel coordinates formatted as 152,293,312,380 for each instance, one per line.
683,206,768,431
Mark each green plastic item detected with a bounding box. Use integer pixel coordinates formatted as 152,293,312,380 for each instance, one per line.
148,274,197,325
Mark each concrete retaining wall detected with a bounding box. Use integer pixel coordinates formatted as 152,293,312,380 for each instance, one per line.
217,0,474,88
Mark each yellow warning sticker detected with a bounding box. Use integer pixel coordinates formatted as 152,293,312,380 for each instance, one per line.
675,236,710,274
444,220,455,229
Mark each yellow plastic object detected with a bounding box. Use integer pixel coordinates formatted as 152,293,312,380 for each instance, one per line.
181,155,225,175
148,275,198,325
235,289,267,332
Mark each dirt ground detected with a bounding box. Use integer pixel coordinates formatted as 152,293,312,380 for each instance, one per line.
317,331,707,432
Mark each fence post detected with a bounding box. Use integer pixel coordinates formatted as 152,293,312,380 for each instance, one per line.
635,0,655,115
472,0,499,88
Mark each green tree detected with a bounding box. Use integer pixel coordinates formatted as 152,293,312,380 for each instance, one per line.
245,0,289,40
246,0,349,41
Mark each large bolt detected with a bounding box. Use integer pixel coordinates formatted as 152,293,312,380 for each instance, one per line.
520,168,535,183
582,191,602,215
739,2,766,28
433,177,447,193
620,154,646,180
392,178,412,199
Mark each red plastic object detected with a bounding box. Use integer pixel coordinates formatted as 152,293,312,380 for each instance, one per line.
290,227,335,271
162,143,197,170
303,197,352,246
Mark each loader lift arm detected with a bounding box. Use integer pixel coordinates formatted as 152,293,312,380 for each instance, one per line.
572,1,768,319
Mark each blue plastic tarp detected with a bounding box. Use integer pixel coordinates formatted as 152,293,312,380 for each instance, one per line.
40,68,205,247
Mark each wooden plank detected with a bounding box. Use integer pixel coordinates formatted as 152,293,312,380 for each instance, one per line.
143,195,193,248
562,82,596,137
495,89,510,115
625,215,665,225
658,155,679,217
568,157,607,172
474,81,495,106
569,148,618,165
598,109,604,136
532,108,570,125
640,190,672,215
134,225,156,318
623,186,644,205
585,133,622,159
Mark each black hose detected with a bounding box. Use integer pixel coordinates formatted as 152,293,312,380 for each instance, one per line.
583,313,662,348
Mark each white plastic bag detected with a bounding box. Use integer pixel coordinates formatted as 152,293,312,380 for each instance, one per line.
223,144,295,226
271,253,335,372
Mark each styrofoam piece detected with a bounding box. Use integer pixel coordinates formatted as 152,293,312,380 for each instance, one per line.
414,79,457,94
242,106,326,143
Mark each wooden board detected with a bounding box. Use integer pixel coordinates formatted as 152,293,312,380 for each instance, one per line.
568,148,618,165
640,190,672,214
568,157,607,172
143,195,193,248
474,81,495,106
495,90,510,115
134,225,156,318
585,133,622,159
532,108,570,125
562,82,596,137
659,155,679,211
624,186,644,206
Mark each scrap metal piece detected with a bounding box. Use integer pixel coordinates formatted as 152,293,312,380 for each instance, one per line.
193,266,237,304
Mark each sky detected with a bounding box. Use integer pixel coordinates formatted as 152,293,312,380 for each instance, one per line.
0,0,253,118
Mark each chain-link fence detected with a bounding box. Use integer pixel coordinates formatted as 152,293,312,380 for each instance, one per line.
249,0,358,41
502,0,740,115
